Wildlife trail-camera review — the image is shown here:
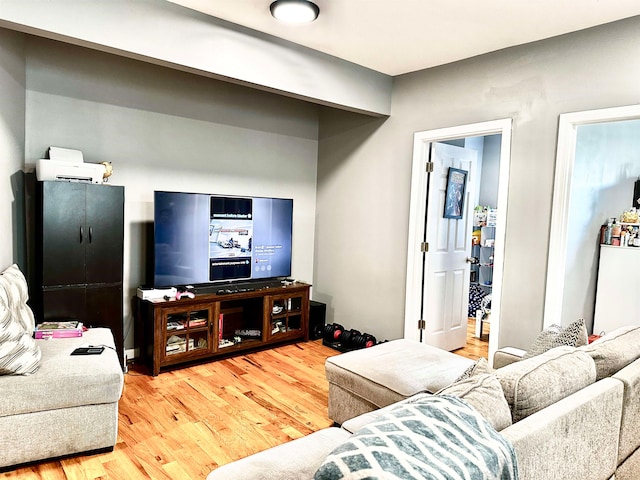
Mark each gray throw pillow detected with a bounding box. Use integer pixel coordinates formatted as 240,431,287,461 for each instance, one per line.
436,373,512,431
579,325,640,380
455,356,493,381
523,318,588,359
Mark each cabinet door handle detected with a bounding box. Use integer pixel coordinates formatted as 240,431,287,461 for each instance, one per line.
89,226,93,243
79,226,84,243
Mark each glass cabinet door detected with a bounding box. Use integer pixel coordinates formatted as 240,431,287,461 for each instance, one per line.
268,295,303,339
163,306,212,358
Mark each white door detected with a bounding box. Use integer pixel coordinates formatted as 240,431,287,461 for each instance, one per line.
421,142,477,351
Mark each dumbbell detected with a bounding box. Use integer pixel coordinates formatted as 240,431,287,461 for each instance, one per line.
349,331,376,349
363,333,377,348
339,329,360,348
323,323,344,343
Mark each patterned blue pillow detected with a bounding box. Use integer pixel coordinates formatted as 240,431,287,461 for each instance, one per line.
314,396,518,480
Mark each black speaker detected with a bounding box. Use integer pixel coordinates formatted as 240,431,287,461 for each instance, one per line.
309,300,326,340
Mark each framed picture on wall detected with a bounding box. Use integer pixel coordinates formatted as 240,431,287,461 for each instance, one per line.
443,167,467,219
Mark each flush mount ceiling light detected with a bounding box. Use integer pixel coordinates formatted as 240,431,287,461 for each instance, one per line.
270,0,319,24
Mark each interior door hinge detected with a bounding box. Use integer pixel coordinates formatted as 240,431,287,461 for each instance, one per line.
425,161,434,173
418,319,426,330
420,242,429,253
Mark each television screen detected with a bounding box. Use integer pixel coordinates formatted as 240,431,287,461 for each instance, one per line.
154,191,293,288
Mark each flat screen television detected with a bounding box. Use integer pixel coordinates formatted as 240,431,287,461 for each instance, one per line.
153,191,293,288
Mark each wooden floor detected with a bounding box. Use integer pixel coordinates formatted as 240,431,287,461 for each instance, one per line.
453,317,490,361
2,320,488,480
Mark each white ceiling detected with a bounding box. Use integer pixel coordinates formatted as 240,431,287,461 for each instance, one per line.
168,0,640,76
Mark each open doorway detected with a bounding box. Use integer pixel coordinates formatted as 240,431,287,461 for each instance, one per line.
404,119,512,364
441,135,501,347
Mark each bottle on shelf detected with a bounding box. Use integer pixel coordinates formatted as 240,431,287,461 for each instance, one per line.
601,213,640,247
605,219,613,245
611,219,621,246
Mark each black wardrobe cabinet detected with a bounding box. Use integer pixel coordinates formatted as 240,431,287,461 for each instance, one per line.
31,181,125,368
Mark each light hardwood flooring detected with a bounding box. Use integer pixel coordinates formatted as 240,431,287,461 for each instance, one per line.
2,320,488,480
453,317,490,361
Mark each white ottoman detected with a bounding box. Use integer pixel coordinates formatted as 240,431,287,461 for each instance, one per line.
325,339,473,425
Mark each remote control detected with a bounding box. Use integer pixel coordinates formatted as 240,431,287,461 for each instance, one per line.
71,346,105,355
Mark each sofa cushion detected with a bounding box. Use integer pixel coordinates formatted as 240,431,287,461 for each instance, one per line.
0,328,123,416
499,378,623,480
436,373,512,431
344,373,512,435
314,396,518,480
522,318,588,359
579,325,640,380
496,346,596,422
206,427,351,480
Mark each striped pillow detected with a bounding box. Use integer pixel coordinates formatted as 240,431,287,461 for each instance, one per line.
0,264,36,333
0,265,41,375
522,318,588,359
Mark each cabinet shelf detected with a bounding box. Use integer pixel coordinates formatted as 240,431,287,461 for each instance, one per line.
475,226,495,289
139,283,311,375
218,338,262,352
187,326,209,334
272,311,301,320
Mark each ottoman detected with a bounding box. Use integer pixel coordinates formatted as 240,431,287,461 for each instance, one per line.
325,339,474,425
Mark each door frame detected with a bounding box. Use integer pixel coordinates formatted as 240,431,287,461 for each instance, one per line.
404,119,512,362
543,104,640,328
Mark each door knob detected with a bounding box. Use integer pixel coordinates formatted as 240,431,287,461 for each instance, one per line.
466,257,478,264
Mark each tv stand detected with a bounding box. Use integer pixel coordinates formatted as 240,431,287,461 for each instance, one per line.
138,282,311,375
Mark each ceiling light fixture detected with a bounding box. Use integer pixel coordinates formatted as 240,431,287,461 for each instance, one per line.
270,0,319,24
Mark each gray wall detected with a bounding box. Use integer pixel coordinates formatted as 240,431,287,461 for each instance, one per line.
5,14,640,352
0,0,391,116
0,29,25,270
315,16,640,348
21,36,320,351
478,134,500,208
